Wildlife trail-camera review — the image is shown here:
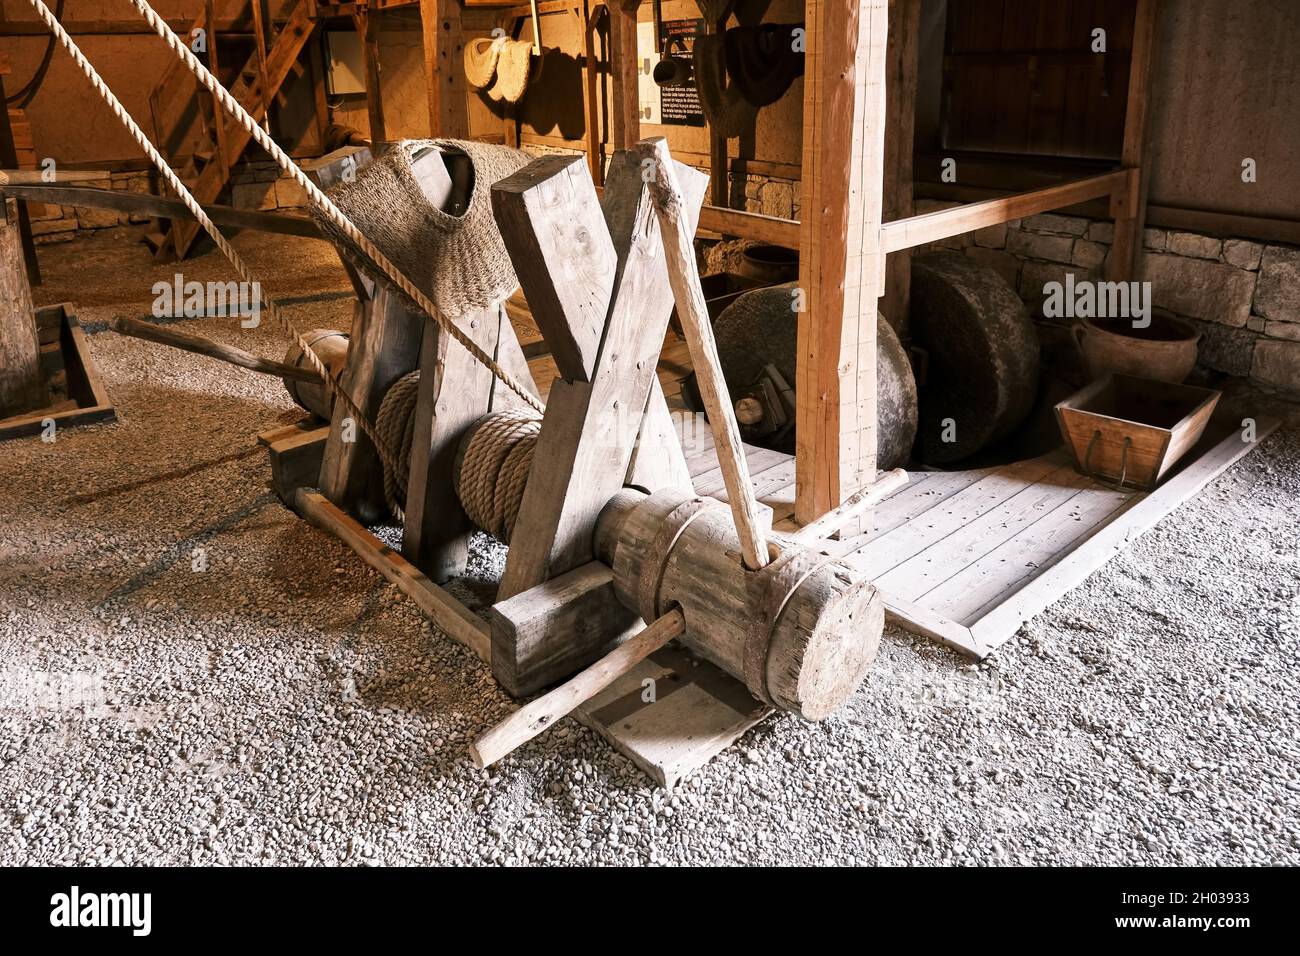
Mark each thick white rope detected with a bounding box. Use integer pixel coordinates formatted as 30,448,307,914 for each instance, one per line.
24,0,414,522
125,0,544,416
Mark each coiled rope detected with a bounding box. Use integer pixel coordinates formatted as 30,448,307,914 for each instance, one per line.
23,0,415,516
453,411,541,543
121,0,543,418
374,375,540,540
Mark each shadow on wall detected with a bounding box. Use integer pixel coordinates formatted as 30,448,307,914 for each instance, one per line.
512,49,587,141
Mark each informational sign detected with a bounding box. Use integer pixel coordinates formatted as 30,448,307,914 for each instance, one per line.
636,18,705,128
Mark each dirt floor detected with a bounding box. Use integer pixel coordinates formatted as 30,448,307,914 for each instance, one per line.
1,226,1297,865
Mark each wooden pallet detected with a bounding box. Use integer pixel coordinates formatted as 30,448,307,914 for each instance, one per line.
0,303,115,441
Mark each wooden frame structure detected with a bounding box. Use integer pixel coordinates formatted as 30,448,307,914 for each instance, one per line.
396,0,1167,527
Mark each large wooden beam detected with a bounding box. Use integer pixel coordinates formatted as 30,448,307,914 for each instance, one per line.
608,0,641,150
795,0,888,527
1107,0,1162,282
879,172,1128,253
0,197,44,415
0,182,324,238
421,0,469,138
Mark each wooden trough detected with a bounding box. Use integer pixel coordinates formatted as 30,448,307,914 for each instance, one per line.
0,301,115,442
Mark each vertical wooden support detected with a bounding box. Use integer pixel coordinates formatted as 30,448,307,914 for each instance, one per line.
0,197,45,415
402,302,506,582
794,0,889,527
1106,0,1161,282
421,0,469,138
318,287,423,523
491,151,704,604
355,10,387,144
608,0,641,150
880,0,920,335
0,60,40,285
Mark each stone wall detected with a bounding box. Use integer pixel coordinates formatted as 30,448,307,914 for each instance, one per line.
913,200,1300,395
27,160,309,246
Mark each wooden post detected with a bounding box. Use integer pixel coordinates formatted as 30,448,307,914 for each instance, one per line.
318,287,423,523
794,0,888,529
355,10,387,144
1106,0,1162,283
421,0,469,138
0,61,39,285
639,138,769,571
880,0,920,335
0,197,44,415
403,302,507,582
608,0,641,150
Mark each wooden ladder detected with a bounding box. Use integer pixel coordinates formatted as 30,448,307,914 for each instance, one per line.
146,0,316,262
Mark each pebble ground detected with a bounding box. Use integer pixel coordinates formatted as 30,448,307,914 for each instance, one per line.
1,228,1296,865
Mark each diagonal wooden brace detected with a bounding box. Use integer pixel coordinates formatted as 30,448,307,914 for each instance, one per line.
487,149,708,695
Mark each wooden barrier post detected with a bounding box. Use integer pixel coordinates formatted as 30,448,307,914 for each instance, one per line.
795,0,889,531
0,197,45,415
1106,0,1162,283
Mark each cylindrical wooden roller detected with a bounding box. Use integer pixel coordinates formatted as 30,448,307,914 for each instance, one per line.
594,487,884,719
283,328,350,419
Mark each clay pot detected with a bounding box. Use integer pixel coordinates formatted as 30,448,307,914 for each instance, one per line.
737,244,799,284
1072,311,1200,384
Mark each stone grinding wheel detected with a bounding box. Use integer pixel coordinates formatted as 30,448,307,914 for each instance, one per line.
708,282,919,469
910,253,1040,464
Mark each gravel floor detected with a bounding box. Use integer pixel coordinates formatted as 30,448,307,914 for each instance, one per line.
1,228,1298,866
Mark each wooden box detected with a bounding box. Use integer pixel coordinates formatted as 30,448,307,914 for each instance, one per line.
0,303,115,441
1054,374,1220,490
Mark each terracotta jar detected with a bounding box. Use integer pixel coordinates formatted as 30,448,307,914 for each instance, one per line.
1072,311,1200,383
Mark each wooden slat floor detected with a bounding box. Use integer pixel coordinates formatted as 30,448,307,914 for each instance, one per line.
653,397,1278,660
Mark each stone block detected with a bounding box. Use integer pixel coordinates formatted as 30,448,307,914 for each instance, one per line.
759,180,794,219
1007,230,1075,264
1143,253,1256,327
232,181,277,211
1188,318,1258,377
1022,212,1089,236
274,177,308,208
30,217,77,235
1264,320,1300,342
1251,339,1300,393
1086,221,1114,244
75,206,121,229
1165,231,1222,260
1223,239,1264,271
1253,245,1300,324
971,220,1007,248
1072,239,1108,269
1143,228,1167,251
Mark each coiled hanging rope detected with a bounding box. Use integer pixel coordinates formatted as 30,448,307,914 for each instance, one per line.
122,0,544,417
23,0,413,517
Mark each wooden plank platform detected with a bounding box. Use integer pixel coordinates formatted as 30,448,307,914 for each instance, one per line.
297,327,1278,785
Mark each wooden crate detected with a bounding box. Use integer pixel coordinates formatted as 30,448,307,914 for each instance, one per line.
0,303,116,441
1054,373,1220,490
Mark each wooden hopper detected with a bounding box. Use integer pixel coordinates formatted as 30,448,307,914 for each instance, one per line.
1055,373,1221,491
